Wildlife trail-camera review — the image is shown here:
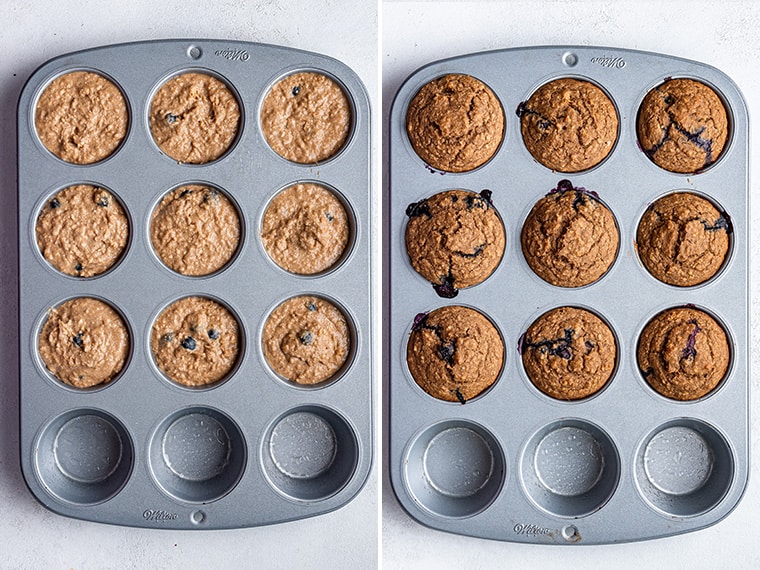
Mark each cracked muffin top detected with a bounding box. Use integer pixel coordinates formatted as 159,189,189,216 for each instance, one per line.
406,74,504,172
405,189,505,298
407,305,503,403
637,192,730,286
521,306,616,400
521,180,618,288
637,78,729,174
637,306,729,400
518,77,618,172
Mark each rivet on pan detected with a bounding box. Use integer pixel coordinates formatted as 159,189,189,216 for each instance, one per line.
562,52,578,67
191,510,206,524
562,525,581,542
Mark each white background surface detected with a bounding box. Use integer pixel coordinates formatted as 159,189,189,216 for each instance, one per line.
382,1,759,569
0,1,378,569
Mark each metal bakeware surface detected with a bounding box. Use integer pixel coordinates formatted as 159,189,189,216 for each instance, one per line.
388,46,748,544
18,39,371,529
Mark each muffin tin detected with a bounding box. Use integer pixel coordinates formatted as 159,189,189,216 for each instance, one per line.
18,39,371,528
388,46,748,544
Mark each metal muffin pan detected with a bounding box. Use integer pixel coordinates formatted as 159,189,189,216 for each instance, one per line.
388,46,748,544
18,39,371,529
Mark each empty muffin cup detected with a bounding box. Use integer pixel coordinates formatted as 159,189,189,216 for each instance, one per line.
261,405,359,502
635,419,734,517
35,409,134,505
149,71,241,164
36,184,130,278
260,182,352,275
260,70,352,164
150,184,242,277
403,420,505,518
520,419,620,518
148,407,246,503
34,70,129,164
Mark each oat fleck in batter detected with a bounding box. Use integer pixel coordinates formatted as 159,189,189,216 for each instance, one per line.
263,296,350,385
39,297,129,388
151,296,239,386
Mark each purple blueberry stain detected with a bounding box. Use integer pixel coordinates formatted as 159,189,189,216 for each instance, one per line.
433,274,458,298
405,199,431,219
681,319,702,360
454,388,466,405
702,212,732,233
524,328,575,360
411,312,429,333
437,341,456,365
179,188,193,198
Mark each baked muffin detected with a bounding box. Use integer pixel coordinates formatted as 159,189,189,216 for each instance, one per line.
638,306,729,400
521,180,618,287
518,77,618,172
35,70,128,164
151,296,239,387
637,78,729,174
407,305,503,403
149,72,240,164
260,71,351,164
150,185,240,276
261,183,349,274
521,306,616,400
39,297,129,388
263,296,350,385
406,74,504,172
637,192,730,286
36,184,129,277
405,189,505,298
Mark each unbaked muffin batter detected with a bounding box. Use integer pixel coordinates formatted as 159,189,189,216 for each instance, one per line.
150,185,241,276
149,72,240,164
261,71,351,164
39,297,129,388
36,184,129,277
151,296,239,387
35,70,128,164
263,296,350,385
261,183,349,274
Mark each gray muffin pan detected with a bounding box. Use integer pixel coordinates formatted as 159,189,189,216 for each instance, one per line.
388,46,748,544
18,39,371,529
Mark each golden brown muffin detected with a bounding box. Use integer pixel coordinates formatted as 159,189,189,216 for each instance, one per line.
407,305,503,403
405,189,505,298
637,78,729,174
637,192,730,286
260,71,351,164
638,306,730,400
521,180,618,287
35,70,128,164
150,185,241,276
263,296,350,385
36,184,129,277
151,296,239,387
406,74,504,172
261,183,349,274
521,306,616,400
149,72,240,164
518,77,618,172
39,297,129,388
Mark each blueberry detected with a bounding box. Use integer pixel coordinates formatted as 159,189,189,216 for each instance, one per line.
433,274,458,298
74,262,83,272
298,331,313,345
307,302,317,312
292,85,300,96
97,195,109,207
49,198,61,209
179,188,193,198
162,333,174,343
208,329,219,340
325,212,334,222
479,189,493,206
165,113,178,124
180,336,196,350
437,342,455,364
405,200,431,219
664,94,675,105
72,333,84,348
454,388,466,405
412,312,429,332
